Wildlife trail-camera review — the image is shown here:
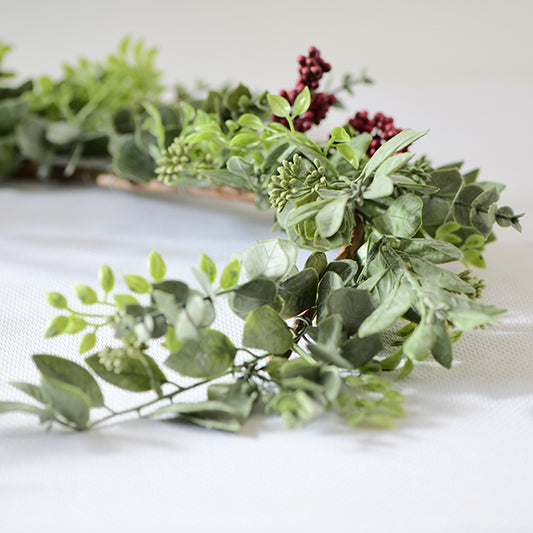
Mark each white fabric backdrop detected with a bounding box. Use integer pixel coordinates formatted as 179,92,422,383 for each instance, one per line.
1,85,532,532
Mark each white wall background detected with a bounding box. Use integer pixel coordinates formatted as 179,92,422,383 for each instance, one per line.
2,0,532,90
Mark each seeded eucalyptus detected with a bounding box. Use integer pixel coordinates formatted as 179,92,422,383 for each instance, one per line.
0,41,525,433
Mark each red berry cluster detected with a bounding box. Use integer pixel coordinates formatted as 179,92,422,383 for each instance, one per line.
275,46,337,132
348,111,405,157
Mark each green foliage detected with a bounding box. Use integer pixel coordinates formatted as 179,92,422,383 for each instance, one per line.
0,42,525,436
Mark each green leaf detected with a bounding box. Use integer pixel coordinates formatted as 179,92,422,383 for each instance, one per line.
403,321,436,361
267,94,291,119
283,198,331,227
220,258,241,290
45,121,81,145
0,402,49,417
304,251,328,277
342,334,382,368
165,328,236,378
316,271,343,320
363,174,394,199
363,130,428,178
41,377,91,429
330,126,351,143
47,292,67,309
86,353,166,392
237,113,264,130
242,306,293,354
277,268,319,318
358,281,412,337
44,316,69,338
373,194,423,238
64,316,87,334
375,152,413,178
324,260,358,285
315,196,349,238
242,238,298,281
229,278,277,319
33,354,104,407
199,253,217,284
336,143,359,169
148,251,166,281
326,288,375,337
124,274,151,294
431,321,452,368
151,401,242,432
10,382,49,405
429,168,463,197
79,333,96,354
292,86,311,117
73,284,98,305
98,264,115,293
113,294,140,311
454,184,484,226
409,257,475,295
398,238,462,264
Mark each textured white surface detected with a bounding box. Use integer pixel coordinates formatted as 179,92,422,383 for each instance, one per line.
1,85,532,532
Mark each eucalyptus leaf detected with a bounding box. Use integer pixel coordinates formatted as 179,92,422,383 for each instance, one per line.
242,238,298,281
277,268,319,318
165,328,236,378
242,305,293,354
374,194,423,238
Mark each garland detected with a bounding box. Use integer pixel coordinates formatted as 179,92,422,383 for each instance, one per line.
0,39,524,432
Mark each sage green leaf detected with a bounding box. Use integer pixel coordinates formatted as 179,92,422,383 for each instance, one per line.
398,238,462,264
98,264,115,293
41,377,91,429
304,251,328,277
45,122,81,145
242,238,298,281
326,288,375,337
148,251,166,281
242,306,293,354
363,129,428,178
315,196,349,238
409,257,475,295
33,354,104,407
348,133,372,160
165,328,236,378
324,259,358,285
124,274,151,294
199,253,217,284
374,194,423,238
113,294,140,311
431,321,452,368
278,268,319,318
220,259,241,290
396,357,414,380
454,184,484,226
472,187,500,209
79,333,96,355
363,174,394,199
429,168,463,197
151,401,242,432
112,136,157,183
422,195,452,227
229,278,277,319
86,353,166,392
284,198,332,227
446,296,504,330
208,380,258,420
342,334,382,368
47,292,67,309
0,402,49,417
317,271,343,320
44,316,69,338
375,152,413,178
336,143,359,169
292,86,311,117
199,169,252,191
470,203,497,238
308,341,353,369
10,382,49,405
267,94,291,119
403,321,436,361
359,282,412,337
73,284,98,305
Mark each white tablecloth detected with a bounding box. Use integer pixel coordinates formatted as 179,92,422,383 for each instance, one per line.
1,85,532,533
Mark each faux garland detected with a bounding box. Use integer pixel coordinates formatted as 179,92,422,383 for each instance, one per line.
0,39,524,432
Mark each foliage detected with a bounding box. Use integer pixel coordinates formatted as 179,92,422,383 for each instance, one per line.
0,40,525,434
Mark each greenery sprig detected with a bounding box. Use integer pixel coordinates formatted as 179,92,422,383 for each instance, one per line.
0,39,524,433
